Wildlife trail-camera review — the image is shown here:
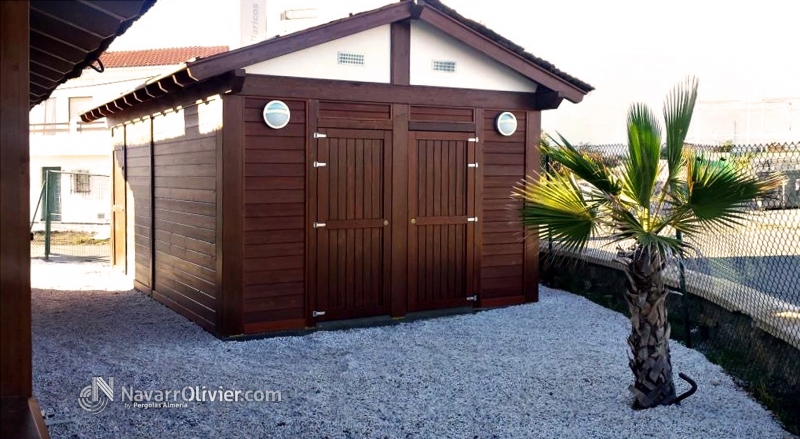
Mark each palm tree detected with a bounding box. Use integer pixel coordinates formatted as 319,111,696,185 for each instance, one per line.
513,78,782,409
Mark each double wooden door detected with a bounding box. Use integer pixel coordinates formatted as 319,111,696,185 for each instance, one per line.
311,129,478,320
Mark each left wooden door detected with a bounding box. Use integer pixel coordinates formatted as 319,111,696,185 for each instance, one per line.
311,129,392,321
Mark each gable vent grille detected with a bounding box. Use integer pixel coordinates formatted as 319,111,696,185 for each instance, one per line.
432,60,457,73
337,52,365,66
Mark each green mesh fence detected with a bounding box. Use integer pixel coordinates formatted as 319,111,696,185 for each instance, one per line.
30,171,111,262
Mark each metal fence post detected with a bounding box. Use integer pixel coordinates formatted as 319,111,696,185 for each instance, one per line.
676,229,691,348
44,170,52,260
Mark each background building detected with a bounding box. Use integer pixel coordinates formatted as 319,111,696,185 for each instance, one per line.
28,46,227,235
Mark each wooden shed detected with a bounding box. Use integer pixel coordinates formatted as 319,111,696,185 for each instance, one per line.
81,0,592,337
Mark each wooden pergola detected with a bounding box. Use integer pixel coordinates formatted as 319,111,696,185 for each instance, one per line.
0,2,155,437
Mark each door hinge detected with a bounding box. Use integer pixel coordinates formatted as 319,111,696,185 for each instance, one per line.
313,161,327,168
313,132,327,138
313,222,327,228
468,163,479,168
468,137,479,142
312,310,326,317
467,216,478,222
466,295,478,301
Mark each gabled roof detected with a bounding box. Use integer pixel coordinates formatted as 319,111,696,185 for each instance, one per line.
422,0,593,93
98,46,229,68
82,0,592,122
30,0,157,107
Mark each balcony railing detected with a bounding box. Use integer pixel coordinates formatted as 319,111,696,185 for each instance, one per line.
30,121,107,135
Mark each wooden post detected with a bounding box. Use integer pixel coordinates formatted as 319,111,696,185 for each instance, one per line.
523,111,541,302
1,0,32,399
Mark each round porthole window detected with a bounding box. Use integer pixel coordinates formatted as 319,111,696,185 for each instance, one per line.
495,112,518,137
262,100,291,129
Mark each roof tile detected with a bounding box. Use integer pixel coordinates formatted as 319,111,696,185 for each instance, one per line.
98,46,229,68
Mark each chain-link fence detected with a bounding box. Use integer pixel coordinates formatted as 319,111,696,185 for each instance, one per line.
540,141,800,432
30,170,111,261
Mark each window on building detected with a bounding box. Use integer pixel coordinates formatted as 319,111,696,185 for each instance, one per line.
71,171,91,194
43,97,57,124
69,96,93,122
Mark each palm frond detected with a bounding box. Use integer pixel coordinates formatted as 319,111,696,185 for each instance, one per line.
663,77,698,189
545,133,622,196
513,172,598,255
686,156,783,230
624,103,662,209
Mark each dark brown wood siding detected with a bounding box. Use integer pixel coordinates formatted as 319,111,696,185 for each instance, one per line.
480,110,526,302
150,102,220,332
111,78,543,336
242,97,307,333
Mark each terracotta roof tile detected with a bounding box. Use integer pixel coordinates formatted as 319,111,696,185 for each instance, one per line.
98,46,229,68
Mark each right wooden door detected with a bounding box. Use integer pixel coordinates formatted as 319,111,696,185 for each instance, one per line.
408,132,477,312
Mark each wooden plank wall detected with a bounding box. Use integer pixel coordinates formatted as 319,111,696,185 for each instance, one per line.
125,118,153,292
150,101,221,332
480,110,527,304
241,97,307,333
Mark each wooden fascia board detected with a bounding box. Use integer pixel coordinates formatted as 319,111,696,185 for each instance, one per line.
240,74,539,110
417,7,586,103
186,2,414,81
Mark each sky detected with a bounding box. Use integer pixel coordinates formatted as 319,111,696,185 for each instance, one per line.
109,0,800,143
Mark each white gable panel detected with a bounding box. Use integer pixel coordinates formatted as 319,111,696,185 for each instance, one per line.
410,22,538,93
245,25,391,83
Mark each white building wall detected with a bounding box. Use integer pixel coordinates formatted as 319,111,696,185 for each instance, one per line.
409,21,537,93
29,65,174,127
29,64,181,232
29,145,110,230
245,25,391,83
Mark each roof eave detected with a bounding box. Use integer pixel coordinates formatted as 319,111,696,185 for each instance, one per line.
29,0,158,108
80,68,245,123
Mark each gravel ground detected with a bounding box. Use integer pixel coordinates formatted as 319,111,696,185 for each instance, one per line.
32,260,789,439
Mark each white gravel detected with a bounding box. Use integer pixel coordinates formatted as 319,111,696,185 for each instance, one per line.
32,260,788,438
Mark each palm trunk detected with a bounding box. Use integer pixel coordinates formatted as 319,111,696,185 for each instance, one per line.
622,245,676,409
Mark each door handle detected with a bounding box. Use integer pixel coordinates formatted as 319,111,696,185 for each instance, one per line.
410,218,416,225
